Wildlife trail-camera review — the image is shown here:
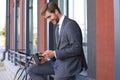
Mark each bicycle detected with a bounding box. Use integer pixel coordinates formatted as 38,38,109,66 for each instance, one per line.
13,51,42,80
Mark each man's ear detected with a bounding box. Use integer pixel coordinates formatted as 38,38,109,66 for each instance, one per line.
55,9,59,14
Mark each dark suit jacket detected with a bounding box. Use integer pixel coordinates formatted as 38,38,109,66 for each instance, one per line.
54,16,88,78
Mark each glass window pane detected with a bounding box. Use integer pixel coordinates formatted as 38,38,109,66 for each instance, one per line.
68,0,87,43
68,0,87,61
58,0,68,16
29,0,33,54
33,0,38,53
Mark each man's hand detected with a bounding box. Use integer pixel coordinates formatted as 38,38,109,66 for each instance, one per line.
40,57,48,64
42,50,55,59
30,57,48,64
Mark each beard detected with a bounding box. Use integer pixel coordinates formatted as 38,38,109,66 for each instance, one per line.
52,15,59,26
53,19,59,26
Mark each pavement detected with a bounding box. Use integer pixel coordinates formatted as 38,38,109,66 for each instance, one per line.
0,67,13,80
0,46,13,80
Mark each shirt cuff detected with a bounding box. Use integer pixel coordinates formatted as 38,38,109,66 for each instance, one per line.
53,50,57,58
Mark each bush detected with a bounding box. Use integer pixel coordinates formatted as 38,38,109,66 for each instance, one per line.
0,27,6,36
0,62,4,67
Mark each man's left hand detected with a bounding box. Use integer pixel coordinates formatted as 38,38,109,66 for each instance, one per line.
42,50,55,59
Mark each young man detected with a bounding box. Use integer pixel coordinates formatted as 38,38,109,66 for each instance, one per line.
27,2,87,80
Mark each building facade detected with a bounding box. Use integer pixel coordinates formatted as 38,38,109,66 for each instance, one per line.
5,0,120,80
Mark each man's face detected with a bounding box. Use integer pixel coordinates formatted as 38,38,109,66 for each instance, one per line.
44,11,59,26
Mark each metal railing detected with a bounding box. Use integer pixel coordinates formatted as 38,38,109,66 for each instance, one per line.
8,50,31,66
7,49,32,80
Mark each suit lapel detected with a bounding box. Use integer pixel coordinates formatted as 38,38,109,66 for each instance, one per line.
57,17,67,48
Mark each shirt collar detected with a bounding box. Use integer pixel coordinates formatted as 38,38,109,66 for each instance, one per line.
58,15,65,26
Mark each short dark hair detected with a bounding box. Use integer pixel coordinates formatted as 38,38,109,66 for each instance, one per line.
41,2,61,16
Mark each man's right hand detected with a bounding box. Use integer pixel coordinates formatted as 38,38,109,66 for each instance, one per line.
39,57,48,64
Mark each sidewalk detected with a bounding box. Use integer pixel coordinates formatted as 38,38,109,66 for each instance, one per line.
0,47,14,80
0,67,13,80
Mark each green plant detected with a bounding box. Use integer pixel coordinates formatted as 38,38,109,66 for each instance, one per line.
0,27,6,36
0,62,4,67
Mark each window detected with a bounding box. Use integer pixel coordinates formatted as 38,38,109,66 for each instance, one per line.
12,0,20,51
68,0,87,61
28,0,38,54
23,0,38,55
33,0,38,53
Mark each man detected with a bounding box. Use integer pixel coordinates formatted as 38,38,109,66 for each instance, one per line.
27,2,87,80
